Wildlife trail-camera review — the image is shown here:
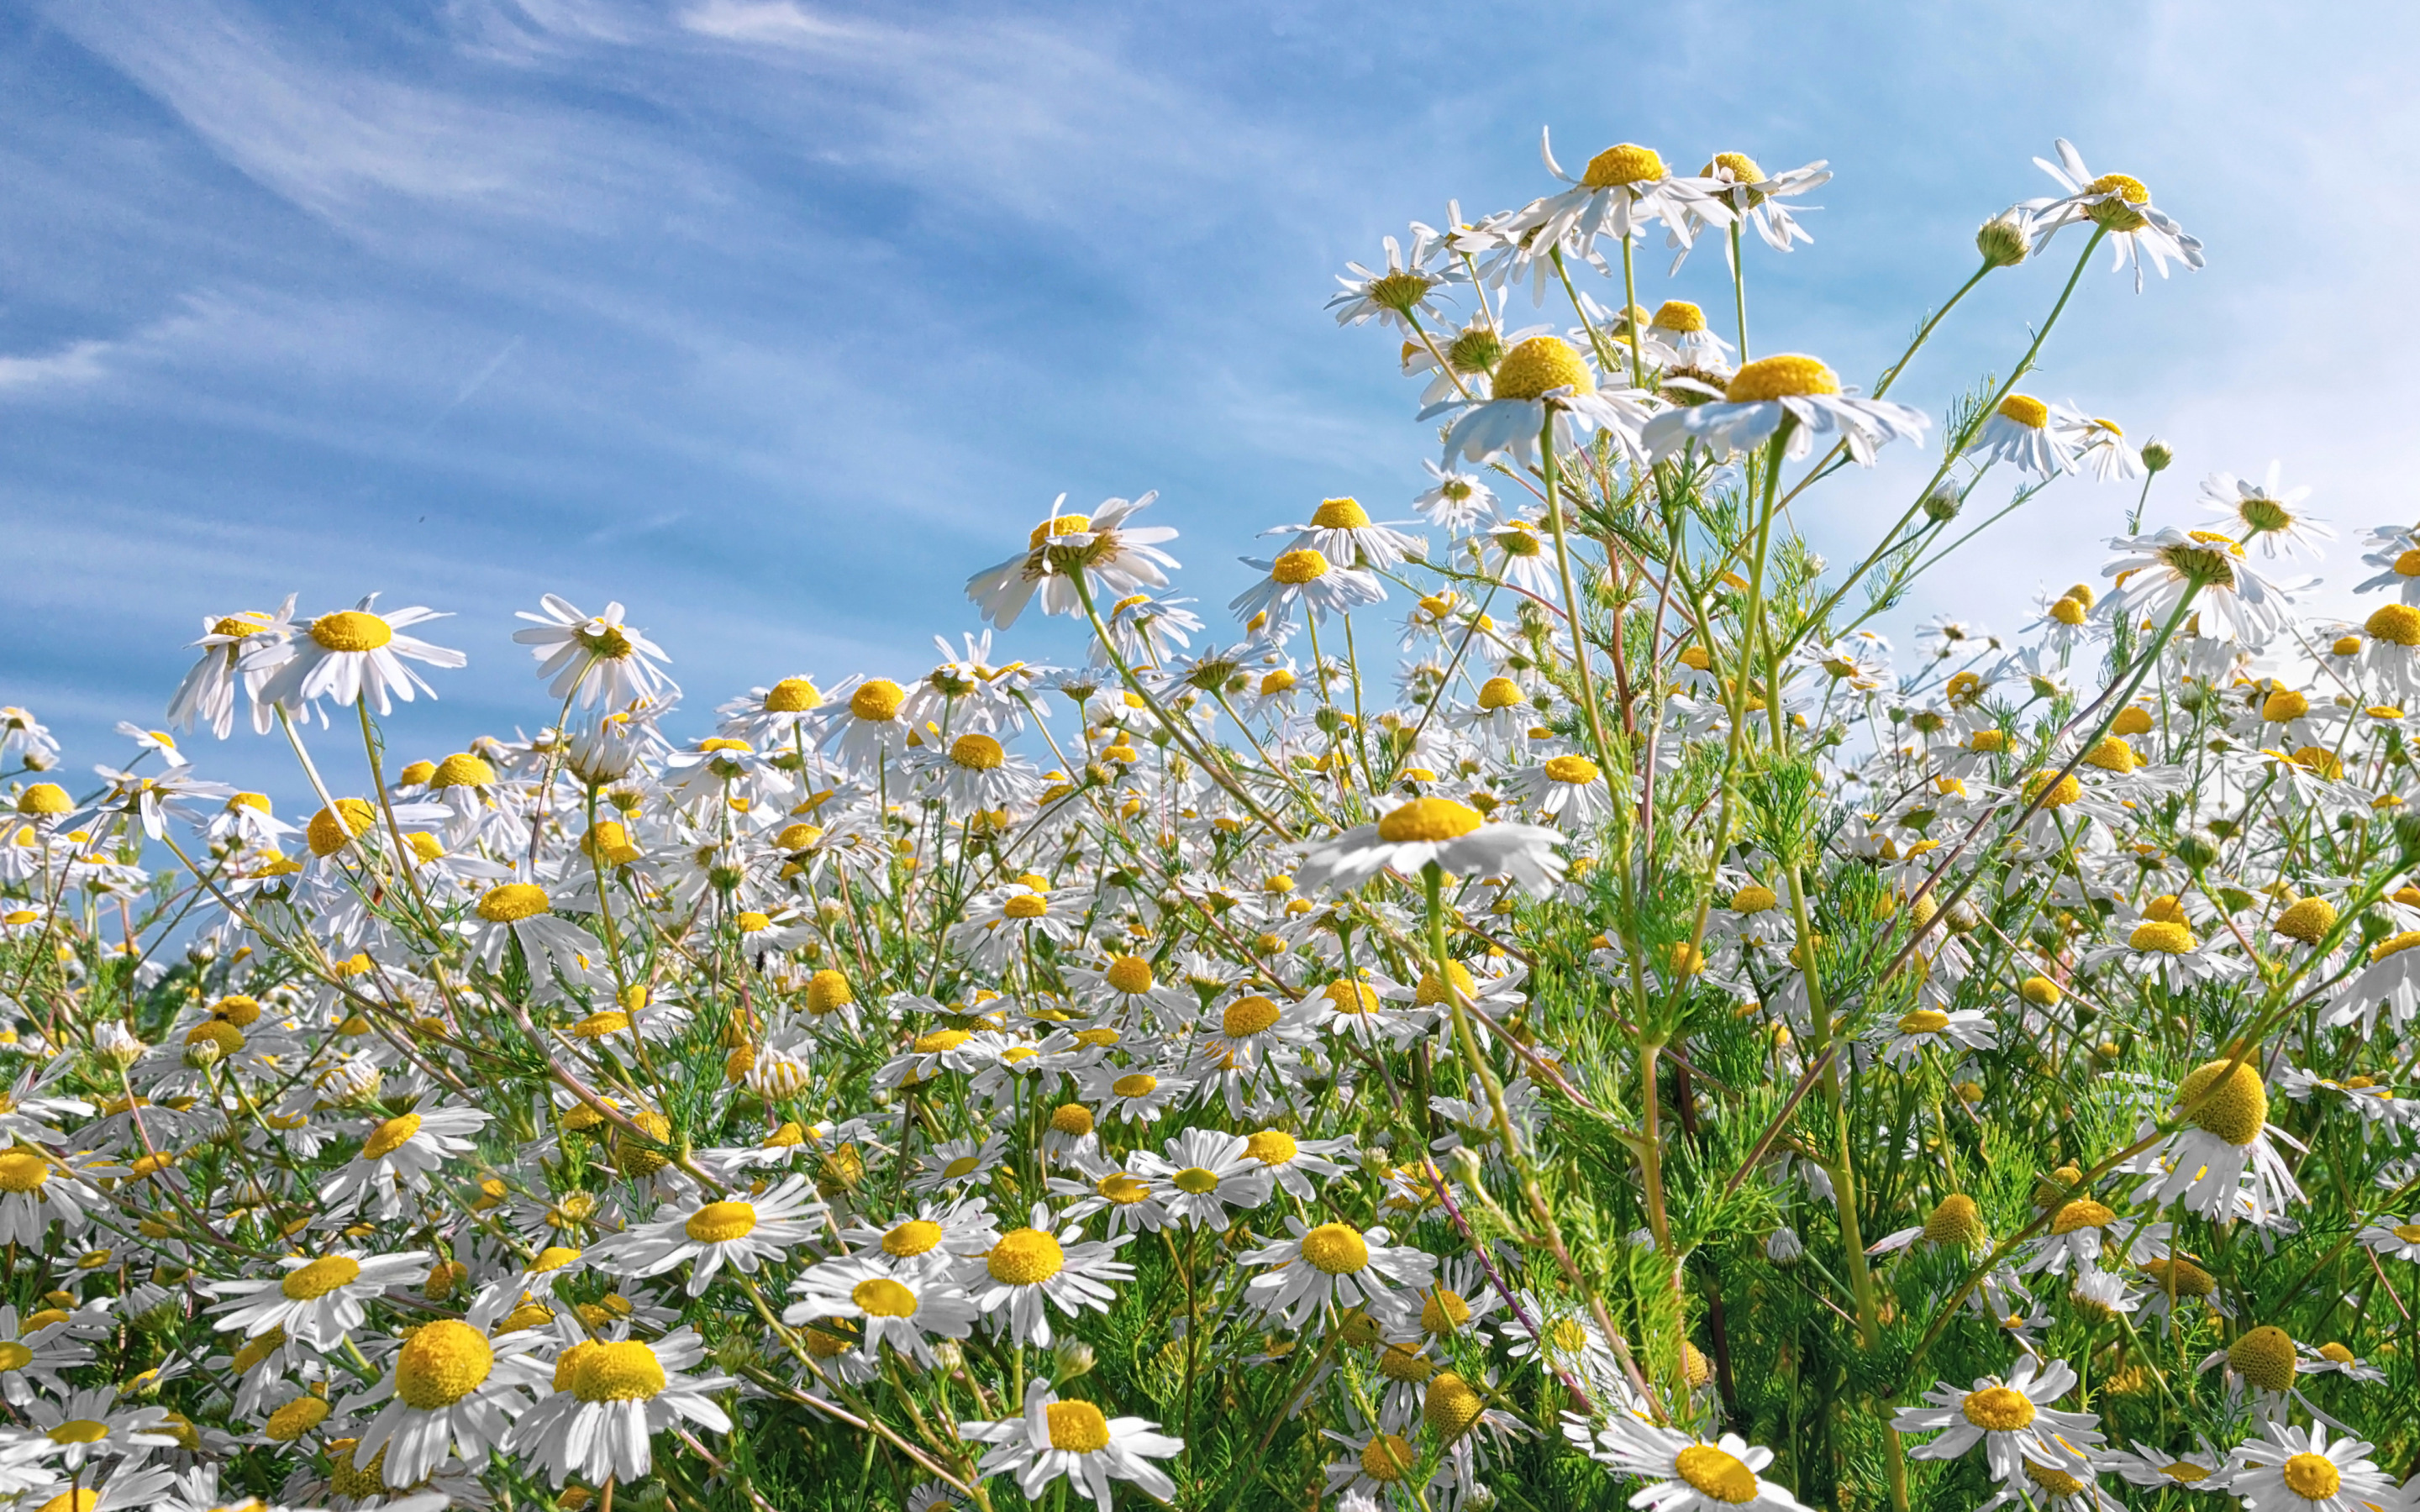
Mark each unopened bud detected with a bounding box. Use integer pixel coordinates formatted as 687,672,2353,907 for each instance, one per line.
2139,438,2174,473
1922,485,1962,523
1053,1339,1097,1383
1976,210,2032,269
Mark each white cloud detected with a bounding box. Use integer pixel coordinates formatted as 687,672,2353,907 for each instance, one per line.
0,339,114,392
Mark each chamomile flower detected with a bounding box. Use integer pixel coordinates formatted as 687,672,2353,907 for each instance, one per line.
966,493,1181,630
508,1326,734,1488
1297,796,1565,896
1571,1417,1813,1512
1645,300,1735,369
456,881,606,994
1264,496,1428,570
1134,1128,1273,1231
1872,1005,1998,1068
2099,528,2292,648
1968,394,2083,478
208,1250,429,1349
1327,230,1457,334
345,1288,544,1488
2223,1420,2397,1512
318,1104,492,1221
511,596,676,709
1228,548,1388,630
2064,415,2144,481
961,1379,1181,1512
589,1177,824,1296
27,1386,180,1469
1236,1126,1355,1200
1643,354,1928,465
167,599,295,739
2354,1214,2420,1262
2128,1053,2305,1221
1423,334,1655,470
2023,139,2205,291
255,598,466,717
1892,1356,2101,1481
1413,460,1497,533
1677,150,1830,263
908,732,1043,816
1518,133,1719,265
2203,465,2333,559
783,1257,979,1366
960,1204,1133,1348
2353,525,2420,605
1241,1216,1434,1329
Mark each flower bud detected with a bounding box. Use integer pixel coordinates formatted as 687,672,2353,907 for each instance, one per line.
2139,438,2174,473
1976,210,2031,269
1053,1339,1097,1383
1922,485,1962,523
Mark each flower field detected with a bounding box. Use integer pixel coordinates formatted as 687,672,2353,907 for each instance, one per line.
4,131,2417,1512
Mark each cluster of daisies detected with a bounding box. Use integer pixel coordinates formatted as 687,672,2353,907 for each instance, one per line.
3,126,2418,1512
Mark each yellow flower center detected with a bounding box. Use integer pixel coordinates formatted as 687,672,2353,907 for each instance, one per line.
913,1029,970,1053
571,1340,666,1402
307,798,381,857
1360,1432,1417,1482
2395,1224,2420,1244
430,753,497,788
395,1319,494,1409
1420,1288,1471,1335
1651,299,1707,334
1097,1173,1150,1205
281,1255,362,1299
1173,1167,1221,1194
1376,796,1484,843
685,1200,759,1244
1476,676,1524,710
2281,1453,2342,1500
1222,995,1281,1037
2027,771,2083,809
880,1221,945,1259
2050,596,2087,626
1897,1009,1950,1035
2084,172,2152,231
0,1342,28,1373
1311,497,1371,528
2128,919,2196,953
1300,1222,1370,1274
2318,1341,2356,1364
2373,930,2420,963
806,969,855,1013
2163,1462,2209,1483
1246,1129,1298,1165
2367,603,2420,647
1046,1399,1111,1453
851,1277,918,1318
1724,354,1840,402
476,883,550,922
2051,1198,2115,1235
187,1020,245,1058
1112,1073,1158,1100
942,1156,980,1179
850,680,906,722
1581,143,1665,187
1541,753,1600,785
1050,1104,1096,1137
1996,394,2049,428
1378,1343,1433,1382
1923,1194,1983,1247
263,1395,329,1441
1491,336,1596,401
309,611,392,653
1028,514,1092,549
1960,1384,2036,1431
1424,1370,1485,1438
1707,150,1766,185
1272,549,1330,585
2263,690,2310,722
2275,897,2337,945
2084,736,2136,772
949,733,1004,771
362,1113,422,1160
1325,980,1381,1015
987,1228,1066,1285
1415,961,1477,1007
47,1420,108,1446
1675,1444,1761,1504
1729,885,1778,913
2229,1325,2297,1392
1003,893,1049,920
2180,1056,2269,1145
1104,955,1155,995
2024,1462,2087,1499
764,677,822,712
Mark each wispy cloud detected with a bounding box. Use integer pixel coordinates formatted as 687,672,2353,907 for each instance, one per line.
0,338,114,391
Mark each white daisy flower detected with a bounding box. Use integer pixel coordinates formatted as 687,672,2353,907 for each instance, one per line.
2023,138,2205,291
907,732,1043,816
589,1176,824,1296
2353,524,2420,604
2102,1437,2228,1494
318,1103,492,1221
1297,795,1565,896
25,1386,178,1470
167,598,296,739
1569,1416,1812,1512
966,493,1181,631
510,594,677,709
1234,1126,1354,1200
208,1249,429,1349
959,1203,1133,1348
1326,229,1457,334
1240,1215,1434,1329
1422,334,1655,470
508,1326,734,1488
254,597,466,717
1967,394,2083,478
1873,1006,1997,1068
1891,1356,2101,1482
0,1146,103,1247
2203,464,2331,559
960,1379,1181,1512
2127,1053,2304,1221
1413,459,1497,533
783,1256,980,1366
1134,1128,1274,1231
457,881,606,995
2099,528,2292,648
1515,134,1720,268
1643,354,1928,465
2223,1420,2396,1512
2062,415,2143,481
1228,547,1388,629
1676,150,1830,264
1264,496,1428,571
344,1287,544,1488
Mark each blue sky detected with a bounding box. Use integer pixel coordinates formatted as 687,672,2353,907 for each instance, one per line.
5,0,2414,800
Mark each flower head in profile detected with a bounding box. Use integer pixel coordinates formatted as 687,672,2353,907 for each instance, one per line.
1644,354,1928,465
1967,394,2084,478
1567,1416,1813,1512
1420,334,1655,470
966,493,1181,629
1297,796,1565,896
255,596,466,717
2023,139,2205,290
1327,227,1460,333
2202,464,2332,559
512,595,677,708
960,1378,1182,1512
2097,528,2291,648
1669,150,1831,269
